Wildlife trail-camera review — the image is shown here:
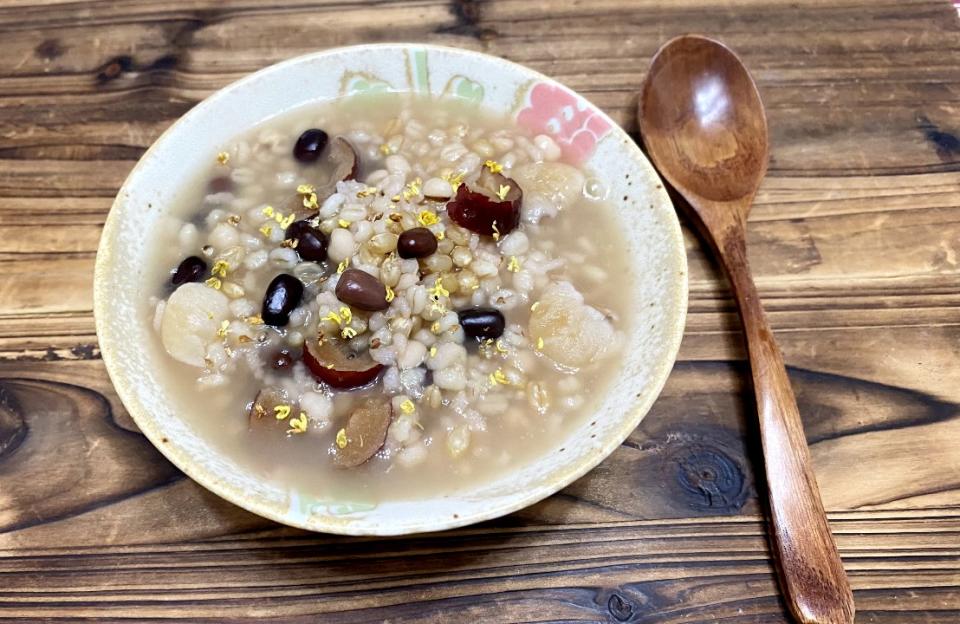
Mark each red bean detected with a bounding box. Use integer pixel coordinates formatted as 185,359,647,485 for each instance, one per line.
171,256,207,286
458,308,505,340
397,227,438,258
262,274,304,326
285,218,328,261
293,129,329,162
335,268,389,311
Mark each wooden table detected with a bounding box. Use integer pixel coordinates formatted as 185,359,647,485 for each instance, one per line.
2,1,959,621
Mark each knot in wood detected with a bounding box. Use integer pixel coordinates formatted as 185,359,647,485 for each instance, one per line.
669,443,747,512
607,592,633,621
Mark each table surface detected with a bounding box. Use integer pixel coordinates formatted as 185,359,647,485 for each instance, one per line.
2,1,959,622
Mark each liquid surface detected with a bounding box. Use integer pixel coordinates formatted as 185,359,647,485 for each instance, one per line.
145,94,634,502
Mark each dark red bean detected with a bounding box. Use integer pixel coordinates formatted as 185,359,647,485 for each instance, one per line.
458,308,505,340
397,227,438,259
171,256,207,286
262,274,304,326
208,176,233,193
285,218,328,262
293,129,329,163
335,268,389,311
272,350,294,371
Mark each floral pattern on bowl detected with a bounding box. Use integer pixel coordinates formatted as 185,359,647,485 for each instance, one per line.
517,82,612,164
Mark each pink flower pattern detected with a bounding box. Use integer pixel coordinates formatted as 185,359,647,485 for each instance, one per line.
516,83,611,165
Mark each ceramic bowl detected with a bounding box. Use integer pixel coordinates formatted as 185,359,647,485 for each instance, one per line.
94,43,687,535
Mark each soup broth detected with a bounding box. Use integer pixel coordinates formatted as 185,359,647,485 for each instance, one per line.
146,94,633,502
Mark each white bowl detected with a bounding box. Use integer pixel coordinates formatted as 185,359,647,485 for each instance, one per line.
94,43,687,535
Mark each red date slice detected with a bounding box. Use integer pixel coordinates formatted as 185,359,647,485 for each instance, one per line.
334,398,393,468
446,169,522,237
287,137,361,218
311,137,359,199
248,386,294,431
303,338,384,389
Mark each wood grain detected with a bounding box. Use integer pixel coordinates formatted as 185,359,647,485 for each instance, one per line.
1,0,959,622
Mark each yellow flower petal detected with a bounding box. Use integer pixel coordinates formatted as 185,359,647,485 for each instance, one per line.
211,260,229,278
428,279,449,299
417,210,439,227
483,159,503,174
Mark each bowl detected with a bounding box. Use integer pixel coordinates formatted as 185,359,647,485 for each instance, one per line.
94,43,687,535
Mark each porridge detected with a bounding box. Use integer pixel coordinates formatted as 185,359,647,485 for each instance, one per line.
147,94,633,501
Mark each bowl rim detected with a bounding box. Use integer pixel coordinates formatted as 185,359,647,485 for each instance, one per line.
94,42,688,535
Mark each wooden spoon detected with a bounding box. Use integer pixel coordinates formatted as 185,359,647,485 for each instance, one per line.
638,35,854,624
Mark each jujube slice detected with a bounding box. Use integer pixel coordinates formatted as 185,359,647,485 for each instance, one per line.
334,398,393,468
247,386,293,431
311,137,360,198
446,169,522,236
303,338,385,389
286,137,361,219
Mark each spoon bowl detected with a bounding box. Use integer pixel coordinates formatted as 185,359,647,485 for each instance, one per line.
639,35,854,624
641,35,768,206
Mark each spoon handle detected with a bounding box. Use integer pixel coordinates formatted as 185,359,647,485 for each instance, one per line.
717,230,855,624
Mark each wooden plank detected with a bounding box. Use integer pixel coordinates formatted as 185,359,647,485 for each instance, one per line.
0,512,957,621
1,359,958,539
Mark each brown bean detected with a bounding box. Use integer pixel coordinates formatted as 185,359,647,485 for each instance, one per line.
397,227,438,258
335,268,389,311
